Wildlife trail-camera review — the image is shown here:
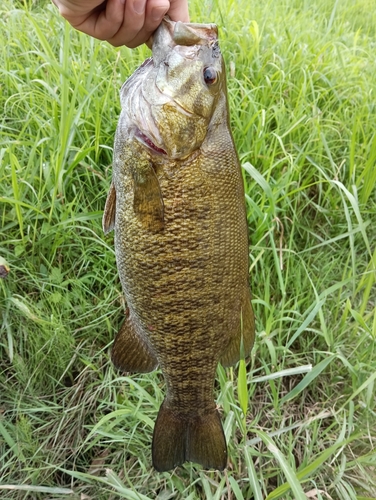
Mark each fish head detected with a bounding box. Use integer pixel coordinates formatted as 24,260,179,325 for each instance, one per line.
122,18,225,160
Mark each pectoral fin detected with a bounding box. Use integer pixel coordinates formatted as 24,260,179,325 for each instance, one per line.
131,162,164,231
103,181,116,234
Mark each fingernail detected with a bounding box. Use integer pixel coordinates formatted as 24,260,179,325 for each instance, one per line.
151,6,167,21
134,0,146,14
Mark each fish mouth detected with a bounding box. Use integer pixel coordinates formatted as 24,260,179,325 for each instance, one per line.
135,128,167,156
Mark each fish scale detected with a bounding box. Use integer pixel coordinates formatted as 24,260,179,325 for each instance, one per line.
103,17,255,472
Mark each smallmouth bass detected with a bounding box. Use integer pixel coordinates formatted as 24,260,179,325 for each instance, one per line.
103,17,255,472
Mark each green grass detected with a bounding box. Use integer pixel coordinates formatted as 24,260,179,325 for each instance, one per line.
1,0,375,498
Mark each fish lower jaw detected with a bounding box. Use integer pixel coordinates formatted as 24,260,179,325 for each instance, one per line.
135,128,167,156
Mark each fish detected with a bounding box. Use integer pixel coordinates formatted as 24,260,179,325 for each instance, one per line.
103,17,255,472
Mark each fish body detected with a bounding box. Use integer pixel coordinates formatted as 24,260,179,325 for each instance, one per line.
103,18,255,472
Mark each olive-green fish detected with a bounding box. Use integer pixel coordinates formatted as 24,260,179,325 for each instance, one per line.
103,17,255,472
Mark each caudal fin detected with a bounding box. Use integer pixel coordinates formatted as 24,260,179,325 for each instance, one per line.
152,401,227,472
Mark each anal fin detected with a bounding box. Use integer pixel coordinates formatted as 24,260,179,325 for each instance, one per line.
220,289,255,367
112,316,158,373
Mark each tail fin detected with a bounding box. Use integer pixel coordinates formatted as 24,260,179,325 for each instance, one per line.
152,400,227,472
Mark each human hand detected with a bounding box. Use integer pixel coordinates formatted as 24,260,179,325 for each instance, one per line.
53,0,189,48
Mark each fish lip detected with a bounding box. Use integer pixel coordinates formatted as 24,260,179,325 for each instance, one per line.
135,128,167,156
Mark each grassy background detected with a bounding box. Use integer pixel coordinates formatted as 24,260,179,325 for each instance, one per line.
1,0,375,498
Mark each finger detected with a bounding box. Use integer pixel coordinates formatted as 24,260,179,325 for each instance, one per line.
106,0,148,47
142,0,170,33
72,0,125,40
167,0,189,22
107,0,151,48
109,0,169,48
53,0,106,18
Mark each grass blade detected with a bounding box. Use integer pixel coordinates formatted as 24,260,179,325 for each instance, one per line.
254,430,306,500
266,434,360,500
244,446,263,500
280,355,336,404
0,485,73,494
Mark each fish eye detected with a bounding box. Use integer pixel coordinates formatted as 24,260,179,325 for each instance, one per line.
203,67,217,85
